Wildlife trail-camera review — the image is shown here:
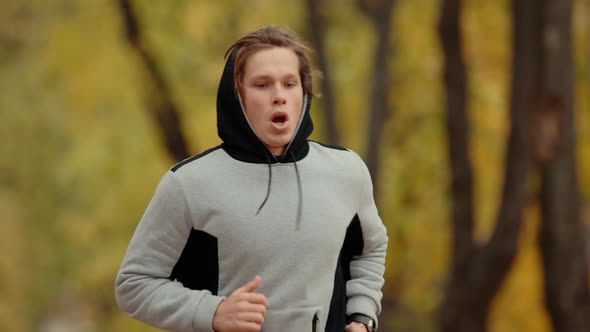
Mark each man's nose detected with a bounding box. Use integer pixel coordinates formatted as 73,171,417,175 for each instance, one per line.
272,87,287,105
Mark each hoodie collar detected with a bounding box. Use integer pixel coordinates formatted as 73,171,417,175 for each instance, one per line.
216,50,313,164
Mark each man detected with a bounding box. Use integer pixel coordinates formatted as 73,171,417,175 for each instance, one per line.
115,25,388,332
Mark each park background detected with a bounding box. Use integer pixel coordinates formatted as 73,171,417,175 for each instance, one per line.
1,0,589,331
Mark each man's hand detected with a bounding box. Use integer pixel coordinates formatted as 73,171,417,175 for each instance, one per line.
345,321,370,332
212,276,268,332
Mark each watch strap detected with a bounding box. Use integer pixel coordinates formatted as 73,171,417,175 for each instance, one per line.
347,313,376,332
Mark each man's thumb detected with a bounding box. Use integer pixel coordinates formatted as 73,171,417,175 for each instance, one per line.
233,276,261,294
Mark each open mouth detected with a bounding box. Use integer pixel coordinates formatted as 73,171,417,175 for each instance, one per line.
272,113,288,125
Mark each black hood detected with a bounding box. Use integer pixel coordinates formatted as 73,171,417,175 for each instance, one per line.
217,50,313,164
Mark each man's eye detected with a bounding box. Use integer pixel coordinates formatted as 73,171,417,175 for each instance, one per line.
254,83,268,88
285,81,298,88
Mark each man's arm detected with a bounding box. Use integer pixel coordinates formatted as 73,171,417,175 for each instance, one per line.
115,171,223,332
346,153,389,330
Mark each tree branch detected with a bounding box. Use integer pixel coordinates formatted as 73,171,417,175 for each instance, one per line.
116,0,191,161
305,0,340,145
358,0,396,197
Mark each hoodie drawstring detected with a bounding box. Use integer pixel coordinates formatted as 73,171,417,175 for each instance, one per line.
255,149,303,230
291,150,303,230
256,150,273,215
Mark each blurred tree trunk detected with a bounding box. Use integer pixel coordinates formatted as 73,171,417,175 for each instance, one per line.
358,0,396,197
305,0,340,145
536,0,590,330
438,0,534,330
116,0,190,162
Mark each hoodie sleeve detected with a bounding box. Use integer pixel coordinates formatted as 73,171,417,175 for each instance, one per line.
346,153,389,328
115,171,223,332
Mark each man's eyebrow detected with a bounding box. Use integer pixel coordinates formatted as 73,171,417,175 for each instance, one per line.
282,73,299,80
248,74,272,81
248,73,299,81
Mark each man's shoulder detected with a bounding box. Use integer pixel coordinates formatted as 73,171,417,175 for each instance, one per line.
307,140,366,171
308,140,349,152
170,145,224,173
308,140,364,162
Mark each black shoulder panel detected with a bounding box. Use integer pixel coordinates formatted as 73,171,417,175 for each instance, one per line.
171,146,222,172
169,229,219,294
341,215,364,279
309,140,349,151
325,215,364,331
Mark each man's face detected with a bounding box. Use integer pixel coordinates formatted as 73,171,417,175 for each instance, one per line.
240,47,304,156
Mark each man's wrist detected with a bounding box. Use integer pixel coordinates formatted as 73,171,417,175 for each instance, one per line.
347,313,375,332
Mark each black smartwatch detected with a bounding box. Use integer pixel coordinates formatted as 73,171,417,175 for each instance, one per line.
347,313,376,332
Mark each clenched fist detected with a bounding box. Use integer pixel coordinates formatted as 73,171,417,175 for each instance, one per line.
212,276,268,332
345,321,370,332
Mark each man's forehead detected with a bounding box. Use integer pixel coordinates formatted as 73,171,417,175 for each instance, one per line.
243,56,299,80
244,47,298,68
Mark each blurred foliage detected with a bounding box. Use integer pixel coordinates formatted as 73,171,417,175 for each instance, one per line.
0,0,588,331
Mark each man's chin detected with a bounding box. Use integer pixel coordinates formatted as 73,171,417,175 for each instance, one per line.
265,142,289,156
